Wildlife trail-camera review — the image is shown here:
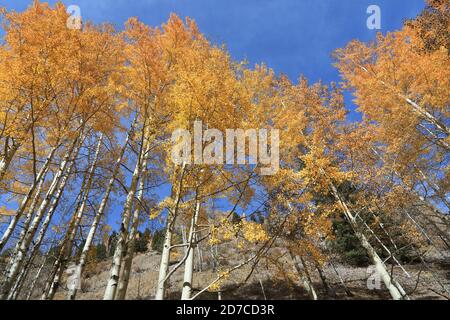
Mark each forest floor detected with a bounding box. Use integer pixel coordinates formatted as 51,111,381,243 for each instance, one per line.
45,249,449,300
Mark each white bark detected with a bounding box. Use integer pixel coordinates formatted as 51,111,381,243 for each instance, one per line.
0,141,20,182
1,134,82,299
289,251,318,300
403,96,450,137
44,134,103,300
3,169,48,270
26,256,47,300
155,219,173,300
10,140,79,299
181,226,188,254
155,163,186,300
329,181,409,300
403,209,434,245
0,145,58,251
418,123,450,150
103,133,148,300
285,203,318,299
67,121,135,300
115,140,151,300
8,237,42,300
8,260,28,300
40,189,85,299
181,198,201,300
196,237,203,272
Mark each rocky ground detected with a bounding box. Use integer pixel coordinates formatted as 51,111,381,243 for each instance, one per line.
43,249,449,300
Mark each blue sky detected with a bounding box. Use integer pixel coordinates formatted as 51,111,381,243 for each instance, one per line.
0,0,427,231
0,0,426,120
1,0,425,83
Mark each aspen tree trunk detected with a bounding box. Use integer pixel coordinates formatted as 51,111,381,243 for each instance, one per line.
44,135,103,300
9,260,29,300
0,145,58,251
155,220,174,300
299,256,318,300
8,140,80,300
115,140,151,300
41,188,85,299
155,163,187,300
210,245,218,272
371,148,450,239
1,134,83,300
181,226,188,254
288,251,318,300
259,278,267,300
328,181,409,300
285,203,318,299
330,260,353,297
181,198,201,300
67,121,136,300
26,256,47,300
361,212,411,277
9,240,41,300
316,264,333,297
196,237,203,272
403,96,450,137
10,236,57,300
418,123,450,151
103,132,148,300
2,170,47,273
26,138,80,251
411,209,450,250
403,209,434,245
0,141,20,182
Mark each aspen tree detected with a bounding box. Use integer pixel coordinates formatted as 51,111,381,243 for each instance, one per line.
67,118,137,300
1,132,84,299
0,1,448,301
155,163,186,300
0,144,58,251
328,181,409,300
26,255,47,300
44,134,103,300
103,121,151,300
334,9,449,227
115,135,152,300
264,74,411,300
0,2,78,182
289,251,318,300
181,196,201,300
